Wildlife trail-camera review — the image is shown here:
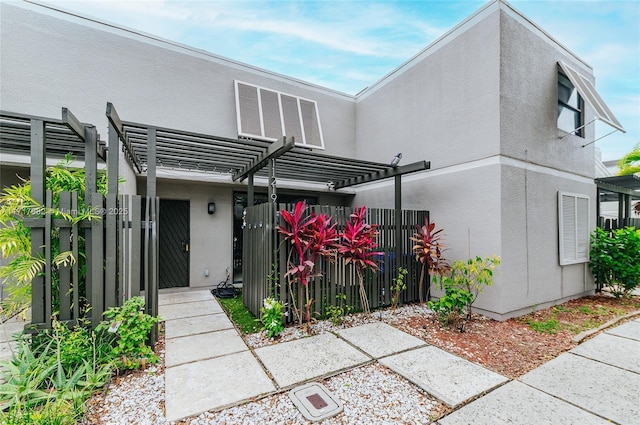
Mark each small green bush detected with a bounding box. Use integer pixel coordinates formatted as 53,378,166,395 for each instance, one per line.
391,267,409,311
590,227,640,298
429,255,500,329
96,296,160,370
259,297,286,338
325,293,353,326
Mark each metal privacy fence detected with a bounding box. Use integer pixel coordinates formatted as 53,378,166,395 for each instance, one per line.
598,217,640,231
242,202,429,321
26,190,159,330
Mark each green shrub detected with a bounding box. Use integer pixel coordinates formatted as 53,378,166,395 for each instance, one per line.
96,296,160,370
429,255,500,330
325,293,353,326
391,267,409,310
590,227,640,298
259,297,286,338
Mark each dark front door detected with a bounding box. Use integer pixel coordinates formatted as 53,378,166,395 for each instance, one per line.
159,199,190,289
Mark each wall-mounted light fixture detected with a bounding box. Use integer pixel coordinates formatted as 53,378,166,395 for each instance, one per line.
208,202,216,215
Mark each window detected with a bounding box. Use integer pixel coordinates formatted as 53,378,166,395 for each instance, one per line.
557,61,625,134
558,72,583,137
234,81,325,149
558,192,590,265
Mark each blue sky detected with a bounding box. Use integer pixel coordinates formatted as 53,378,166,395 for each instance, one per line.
53,0,639,162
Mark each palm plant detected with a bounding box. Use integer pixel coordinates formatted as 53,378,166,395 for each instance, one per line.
617,143,640,176
410,218,451,303
338,206,382,314
0,155,105,317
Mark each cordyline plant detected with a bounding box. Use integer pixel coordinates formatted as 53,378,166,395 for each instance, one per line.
410,218,451,303
338,206,382,314
277,201,338,327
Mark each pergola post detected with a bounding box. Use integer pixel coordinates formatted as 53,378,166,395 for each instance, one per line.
30,119,46,326
105,112,120,309
147,127,158,343
247,173,254,208
395,174,402,283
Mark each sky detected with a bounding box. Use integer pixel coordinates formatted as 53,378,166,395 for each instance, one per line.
49,0,640,162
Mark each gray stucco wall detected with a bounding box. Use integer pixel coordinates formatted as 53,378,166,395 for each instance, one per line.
355,8,501,168
0,2,356,159
1,1,603,317
353,4,598,319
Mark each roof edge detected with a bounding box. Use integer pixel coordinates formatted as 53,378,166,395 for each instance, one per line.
356,0,593,101
17,0,356,100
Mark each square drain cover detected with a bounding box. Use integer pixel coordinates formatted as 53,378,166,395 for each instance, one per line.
289,382,343,422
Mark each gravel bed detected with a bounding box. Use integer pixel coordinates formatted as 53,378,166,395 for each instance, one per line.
190,364,444,425
244,303,435,349
85,304,445,424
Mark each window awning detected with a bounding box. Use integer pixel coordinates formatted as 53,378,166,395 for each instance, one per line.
558,61,625,133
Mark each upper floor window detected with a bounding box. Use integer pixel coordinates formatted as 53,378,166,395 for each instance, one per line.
558,72,583,137
234,81,325,149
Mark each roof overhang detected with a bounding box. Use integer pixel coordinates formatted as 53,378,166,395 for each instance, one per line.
558,61,625,133
596,174,640,197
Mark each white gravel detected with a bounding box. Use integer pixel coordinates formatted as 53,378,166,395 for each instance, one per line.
85,304,445,424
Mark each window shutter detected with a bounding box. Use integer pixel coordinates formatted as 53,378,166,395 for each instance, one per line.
300,99,323,148
236,83,261,136
281,95,303,144
234,80,325,149
558,192,590,265
260,89,282,140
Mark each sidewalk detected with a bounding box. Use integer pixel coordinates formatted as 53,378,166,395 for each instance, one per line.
160,290,639,424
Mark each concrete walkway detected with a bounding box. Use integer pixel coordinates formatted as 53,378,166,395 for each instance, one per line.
160,290,640,424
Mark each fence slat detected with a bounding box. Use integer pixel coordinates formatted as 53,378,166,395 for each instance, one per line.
91,193,105,328
131,196,141,297
72,192,79,322
58,192,72,321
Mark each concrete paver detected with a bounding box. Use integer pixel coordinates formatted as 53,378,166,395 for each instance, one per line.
254,333,371,388
438,380,610,425
606,319,640,341
521,353,640,425
336,322,426,359
164,313,233,339
159,299,223,321
159,289,215,306
379,345,508,407
570,332,640,373
165,329,249,367
164,350,275,422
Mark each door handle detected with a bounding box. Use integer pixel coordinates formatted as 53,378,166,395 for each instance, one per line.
181,240,189,253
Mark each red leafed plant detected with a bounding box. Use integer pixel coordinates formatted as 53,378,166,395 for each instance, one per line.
410,218,451,303
338,206,383,314
277,201,338,326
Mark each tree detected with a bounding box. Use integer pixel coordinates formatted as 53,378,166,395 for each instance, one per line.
617,143,640,176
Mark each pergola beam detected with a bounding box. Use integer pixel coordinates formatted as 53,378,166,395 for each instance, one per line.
61,108,85,141
232,136,295,182
333,161,430,189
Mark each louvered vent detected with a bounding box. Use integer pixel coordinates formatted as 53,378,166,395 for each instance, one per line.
234,81,325,149
558,192,590,265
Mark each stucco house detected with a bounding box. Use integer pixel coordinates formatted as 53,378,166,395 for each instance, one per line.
0,0,625,320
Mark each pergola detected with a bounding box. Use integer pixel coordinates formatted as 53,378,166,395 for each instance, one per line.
1,103,431,332
595,174,640,227
107,103,431,269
